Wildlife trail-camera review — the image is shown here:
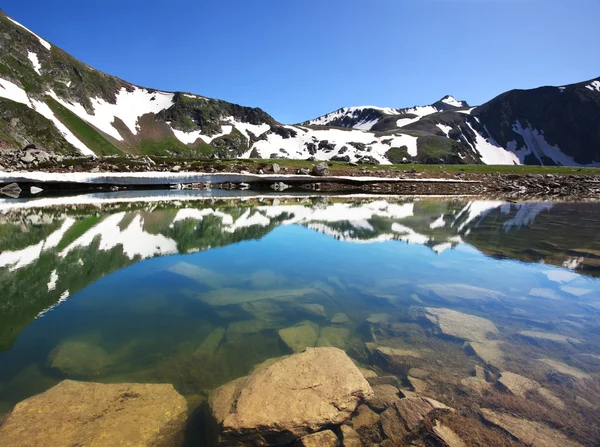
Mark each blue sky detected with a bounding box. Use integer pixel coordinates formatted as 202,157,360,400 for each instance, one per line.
3,0,600,123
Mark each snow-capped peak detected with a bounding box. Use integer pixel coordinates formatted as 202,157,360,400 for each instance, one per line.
441,95,466,108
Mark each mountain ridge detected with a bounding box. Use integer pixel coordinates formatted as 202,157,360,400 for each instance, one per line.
0,11,598,166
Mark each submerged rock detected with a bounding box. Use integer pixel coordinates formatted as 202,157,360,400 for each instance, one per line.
295,430,339,446
48,340,114,377
480,408,583,447
209,347,372,446
0,380,187,447
380,396,453,444
519,330,581,345
465,340,505,369
538,358,591,380
340,425,361,447
419,284,506,302
331,312,351,324
316,326,351,349
417,307,499,342
278,320,320,352
498,371,540,397
432,422,467,447
193,327,225,358
199,287,316,306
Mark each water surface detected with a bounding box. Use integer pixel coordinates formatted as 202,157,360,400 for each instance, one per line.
0,195,599,443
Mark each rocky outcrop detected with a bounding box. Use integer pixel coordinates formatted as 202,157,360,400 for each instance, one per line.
0,380,187,447
209,347,372,446
416,307,499,342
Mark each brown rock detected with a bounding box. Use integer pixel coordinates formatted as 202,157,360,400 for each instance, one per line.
408,368,430,379
395,396,452,431
295,430,339,447
367,375,401,388
419,307,499,342
498,372,540,397
0,380,187,447
380,406,409,444
380,396,453,444
366,384,402,412
480,408,583,447
210,347,373,445
432,422,467,447
351,404,380,430
340,425,362,447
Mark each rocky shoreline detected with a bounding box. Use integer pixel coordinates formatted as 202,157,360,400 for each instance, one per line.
0,346,588,447
1,149,599,200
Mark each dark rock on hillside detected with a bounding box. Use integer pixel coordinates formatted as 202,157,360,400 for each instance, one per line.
311,162,330,176
473,77,600,165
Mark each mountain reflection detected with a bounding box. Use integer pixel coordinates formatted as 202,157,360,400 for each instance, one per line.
1,196,599,351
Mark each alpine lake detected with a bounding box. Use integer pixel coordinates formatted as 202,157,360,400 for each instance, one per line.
1,192,600,446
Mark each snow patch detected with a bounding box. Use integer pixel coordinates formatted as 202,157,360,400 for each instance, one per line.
7,17,52,50
436,124,453,137
27,51,42,75
512,121,600,166
60,213,178,260
441,96,464,107
432,242,452,254
584,80,600,92
457,108,475,115
396,116,421,128
466,122,520,165
391,223,429,245
246,127,419,163
31,98,95,156
0,78,32,106
170,123,233,145
47,269,58,291
429,215,446,229
49,87,175,141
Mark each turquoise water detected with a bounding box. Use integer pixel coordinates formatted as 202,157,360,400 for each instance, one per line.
0,195,599,443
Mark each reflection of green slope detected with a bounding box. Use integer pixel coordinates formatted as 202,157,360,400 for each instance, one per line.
0,206,282,351
465,203,600,277
0,244,133,351
0,220,61,252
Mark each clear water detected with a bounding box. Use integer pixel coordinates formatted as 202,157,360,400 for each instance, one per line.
1,194,599,442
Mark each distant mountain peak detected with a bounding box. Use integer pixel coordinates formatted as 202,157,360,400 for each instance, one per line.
438,95,469,109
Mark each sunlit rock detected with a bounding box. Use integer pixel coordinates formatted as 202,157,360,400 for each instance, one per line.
209,347,372,446
0,380,187,447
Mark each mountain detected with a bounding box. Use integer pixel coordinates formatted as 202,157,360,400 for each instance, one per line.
302,95,469,131
0,11,598,166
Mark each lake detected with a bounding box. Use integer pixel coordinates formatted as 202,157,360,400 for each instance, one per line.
0,193,599,445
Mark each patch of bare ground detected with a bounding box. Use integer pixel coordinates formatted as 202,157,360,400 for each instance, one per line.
0,413,7,427
432,412,525,447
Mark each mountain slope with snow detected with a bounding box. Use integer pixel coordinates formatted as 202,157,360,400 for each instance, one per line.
0,9,598,166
